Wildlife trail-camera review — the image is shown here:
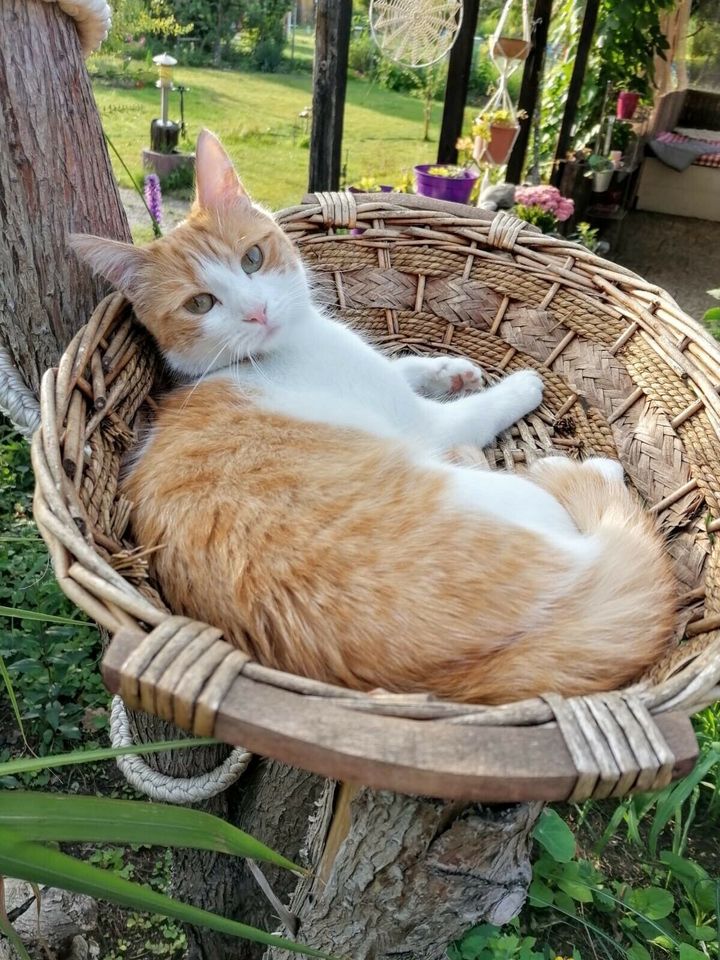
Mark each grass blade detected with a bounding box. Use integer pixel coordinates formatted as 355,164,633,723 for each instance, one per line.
0,793,304,874
0,906,32,960
0,605,88,626
649,748,720,855
0,831,333,959
0,655,29,750
0,740,218,777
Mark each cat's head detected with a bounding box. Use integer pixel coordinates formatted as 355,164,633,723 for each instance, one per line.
70,130,311,377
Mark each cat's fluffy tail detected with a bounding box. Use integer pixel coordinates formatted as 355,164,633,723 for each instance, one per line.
526,456,677,693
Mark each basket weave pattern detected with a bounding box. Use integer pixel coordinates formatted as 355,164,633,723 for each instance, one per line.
32,193,720,800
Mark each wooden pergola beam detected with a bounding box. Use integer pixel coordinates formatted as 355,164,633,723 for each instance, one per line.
551,0,600,185
506,0,554,184
308,0,352,192
437,0,481,164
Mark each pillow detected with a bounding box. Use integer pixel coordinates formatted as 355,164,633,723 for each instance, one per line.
675,126,720,143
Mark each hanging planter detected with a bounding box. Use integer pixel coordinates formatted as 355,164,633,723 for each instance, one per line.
413,164,479,204
472,109,525,167
492,36,531,61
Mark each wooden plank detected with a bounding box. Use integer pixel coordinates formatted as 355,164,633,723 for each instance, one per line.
437,0,481,164
506,0,554,184
551,0,601,186
308,0,352,192
103,629,698,804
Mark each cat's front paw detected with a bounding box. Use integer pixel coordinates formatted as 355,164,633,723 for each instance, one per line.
429,358,485,396
502,369,544,417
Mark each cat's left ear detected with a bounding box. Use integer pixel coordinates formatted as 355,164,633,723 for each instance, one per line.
68,234,148,298
194,129,250,212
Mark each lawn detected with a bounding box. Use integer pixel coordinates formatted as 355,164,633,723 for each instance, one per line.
92,59,477,211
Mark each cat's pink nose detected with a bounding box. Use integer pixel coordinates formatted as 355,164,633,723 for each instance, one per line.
246,305,268,325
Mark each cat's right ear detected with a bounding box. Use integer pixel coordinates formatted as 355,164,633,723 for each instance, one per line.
68,234,147,297
194,129,250,212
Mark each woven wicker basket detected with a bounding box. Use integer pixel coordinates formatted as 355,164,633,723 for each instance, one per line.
32,192,720,802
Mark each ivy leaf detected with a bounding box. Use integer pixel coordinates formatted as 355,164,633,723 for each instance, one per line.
557,877,594,903
532,808,575,862
627,886,674,920
527,878,554,908
679,946,708,960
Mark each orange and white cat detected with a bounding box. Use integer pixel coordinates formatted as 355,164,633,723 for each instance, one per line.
70,130,676,704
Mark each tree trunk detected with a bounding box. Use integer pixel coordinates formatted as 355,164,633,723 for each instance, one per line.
1,8,541,959
0,0,131,395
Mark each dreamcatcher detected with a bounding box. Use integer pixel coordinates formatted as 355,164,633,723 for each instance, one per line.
473,0,532,176
369,0,464,68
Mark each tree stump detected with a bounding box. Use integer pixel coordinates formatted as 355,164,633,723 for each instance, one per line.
0,6,541,958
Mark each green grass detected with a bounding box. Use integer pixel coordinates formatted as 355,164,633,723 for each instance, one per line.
91,59,477,210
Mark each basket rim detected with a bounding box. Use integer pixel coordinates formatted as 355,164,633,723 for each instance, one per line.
31,193,720,800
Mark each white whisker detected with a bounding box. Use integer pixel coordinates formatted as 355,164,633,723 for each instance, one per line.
180,339,234,409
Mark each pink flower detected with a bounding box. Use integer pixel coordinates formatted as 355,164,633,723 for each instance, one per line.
514,185,574,221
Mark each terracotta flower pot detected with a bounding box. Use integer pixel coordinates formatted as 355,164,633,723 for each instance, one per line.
474,124,520,166
617,91,640,120
492,36,531,61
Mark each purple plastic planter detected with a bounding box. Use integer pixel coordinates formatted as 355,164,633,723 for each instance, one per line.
413,164,479,204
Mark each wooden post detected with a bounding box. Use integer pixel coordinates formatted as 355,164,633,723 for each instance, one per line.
437,0,481,164
506,0,554,184
551,0,600,186
308,0,352,192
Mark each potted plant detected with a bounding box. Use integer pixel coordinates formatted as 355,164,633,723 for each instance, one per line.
347,177,394,194
616,77,644,120
585,154,615,192
413,139,479,204
413,164,479,203
513,184,575,233
472,109,527,166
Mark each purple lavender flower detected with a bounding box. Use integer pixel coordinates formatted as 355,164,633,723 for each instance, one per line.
144,173,163,237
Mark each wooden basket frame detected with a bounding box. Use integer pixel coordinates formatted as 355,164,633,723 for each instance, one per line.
32,192,720,801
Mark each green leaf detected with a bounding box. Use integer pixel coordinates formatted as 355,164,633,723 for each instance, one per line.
0,739,218,777
0,604,88,626
627,886,674,920
626,944,651,960
527,878,554,908
679,945,708,960
703,307,720,322
532,808,576,862
0,793,304,875
557,877,594,903
0,830,332,959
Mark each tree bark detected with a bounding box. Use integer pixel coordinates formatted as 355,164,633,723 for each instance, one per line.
1,8,541,959
0,0,130,396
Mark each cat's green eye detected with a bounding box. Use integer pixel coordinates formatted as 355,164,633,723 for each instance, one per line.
184,293,216,315
241,245,263,275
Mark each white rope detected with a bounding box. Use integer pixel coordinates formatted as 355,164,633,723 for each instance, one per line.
0,342,41,438
40,0,112,56
110,696,252,803
0,341,252,801
370,0,463,68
